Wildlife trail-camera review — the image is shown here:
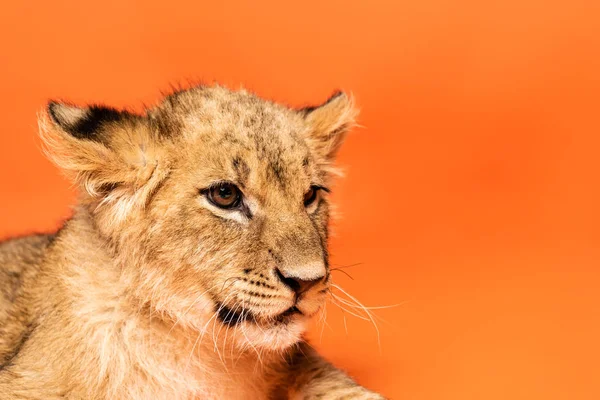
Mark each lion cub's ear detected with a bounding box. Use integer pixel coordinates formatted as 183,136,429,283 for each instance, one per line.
41,101,169,221
48,102,126,140
301,92,359,161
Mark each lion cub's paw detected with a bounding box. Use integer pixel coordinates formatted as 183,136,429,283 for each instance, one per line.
310,387,388,400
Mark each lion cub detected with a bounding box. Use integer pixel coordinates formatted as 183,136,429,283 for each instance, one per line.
0,85,385,399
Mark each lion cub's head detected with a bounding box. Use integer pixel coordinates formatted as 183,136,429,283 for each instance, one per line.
42,85,357,350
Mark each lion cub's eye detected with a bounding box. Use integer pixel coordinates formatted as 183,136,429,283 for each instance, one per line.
303,186,320,207
205,182,242,209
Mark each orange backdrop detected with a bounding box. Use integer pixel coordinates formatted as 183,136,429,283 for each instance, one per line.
1,1,599,399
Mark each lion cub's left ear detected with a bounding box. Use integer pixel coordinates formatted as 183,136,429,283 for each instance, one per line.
301,92,359,161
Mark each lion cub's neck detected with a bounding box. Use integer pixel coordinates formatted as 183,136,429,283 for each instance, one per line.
31,210,282,399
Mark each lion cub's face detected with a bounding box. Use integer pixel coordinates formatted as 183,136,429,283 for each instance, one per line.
44,86,357,350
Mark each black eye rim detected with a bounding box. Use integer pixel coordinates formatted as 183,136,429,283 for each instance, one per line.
201,181,243,210
304,185,330,207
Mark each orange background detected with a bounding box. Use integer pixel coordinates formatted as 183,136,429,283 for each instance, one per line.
1,1,599,399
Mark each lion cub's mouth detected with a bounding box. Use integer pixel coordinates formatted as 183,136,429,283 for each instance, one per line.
216,304,303,327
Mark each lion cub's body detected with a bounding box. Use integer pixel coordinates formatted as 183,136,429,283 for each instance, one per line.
0,221,279,399
0,85,385,399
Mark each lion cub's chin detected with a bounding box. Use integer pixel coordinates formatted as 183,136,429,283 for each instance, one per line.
228,315,310,351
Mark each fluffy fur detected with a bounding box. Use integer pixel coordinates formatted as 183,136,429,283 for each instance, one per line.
0,85,385,399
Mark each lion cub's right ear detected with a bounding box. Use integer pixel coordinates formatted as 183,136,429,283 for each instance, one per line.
41,101,169,221
301,92,359,162
48,102,126,141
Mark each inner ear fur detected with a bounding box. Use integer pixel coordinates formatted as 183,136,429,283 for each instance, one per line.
301,92,359,161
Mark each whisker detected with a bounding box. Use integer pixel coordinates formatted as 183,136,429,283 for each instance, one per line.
330,293,402,310
329,297,371,321
220,277,241,293
238,300,263,366
329,262,364,270
190,291,236,371
227,302,244,360
185,330,202,373
184,292,233,374
211,294,239,367
317,304,327,325
330,268,354,280
338,297,402,311
319,305,327,345
329,292,401,326
215,299,238,346
331,283,382,353
168,282,223,335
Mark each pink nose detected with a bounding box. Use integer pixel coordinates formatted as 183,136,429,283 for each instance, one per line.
275,267,325,294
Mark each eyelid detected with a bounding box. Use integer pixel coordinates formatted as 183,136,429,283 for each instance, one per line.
311,185,330,193
200,180,243,192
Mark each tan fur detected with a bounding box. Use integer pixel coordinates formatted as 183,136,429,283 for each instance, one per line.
0,85,385,399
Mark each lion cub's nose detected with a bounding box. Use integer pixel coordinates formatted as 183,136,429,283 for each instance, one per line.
275,263,326,294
